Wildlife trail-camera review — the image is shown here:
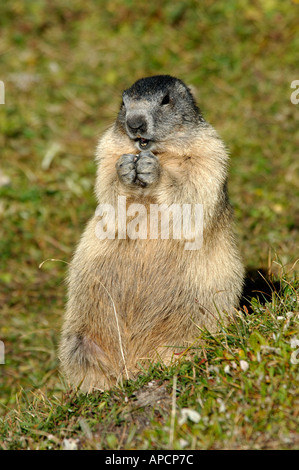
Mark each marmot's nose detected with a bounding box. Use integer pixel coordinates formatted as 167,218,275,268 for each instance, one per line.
126,114,147,134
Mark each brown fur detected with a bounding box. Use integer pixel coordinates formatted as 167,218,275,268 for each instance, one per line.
59,77,244,392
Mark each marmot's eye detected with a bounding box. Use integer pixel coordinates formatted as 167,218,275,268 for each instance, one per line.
161,93,170,105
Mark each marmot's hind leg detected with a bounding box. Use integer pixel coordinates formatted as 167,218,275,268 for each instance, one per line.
59,334,118,392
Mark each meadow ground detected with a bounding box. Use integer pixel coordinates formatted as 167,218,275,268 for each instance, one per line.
0,0,298,450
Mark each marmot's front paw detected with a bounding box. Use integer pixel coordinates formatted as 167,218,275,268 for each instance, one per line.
116,153,137,186
135,151,160,187
116,151,160,187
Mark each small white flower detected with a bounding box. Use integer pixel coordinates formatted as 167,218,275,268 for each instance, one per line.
217,398,226,413
179,438,189,448
290,337,299,349
178,408,201,426
257,351,261,363
240,360,249,372
290,350,299,365
62,438,80,450
224,364,230,374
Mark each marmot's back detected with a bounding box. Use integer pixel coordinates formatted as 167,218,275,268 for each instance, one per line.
59,75,244,392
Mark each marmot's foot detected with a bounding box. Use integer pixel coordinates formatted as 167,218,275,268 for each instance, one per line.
116,153,137,186
135,150,160,187
116,151,160,187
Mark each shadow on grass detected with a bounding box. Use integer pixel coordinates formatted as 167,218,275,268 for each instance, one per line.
241,267,281,313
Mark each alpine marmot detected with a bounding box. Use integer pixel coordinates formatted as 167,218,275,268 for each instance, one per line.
59,75,244,391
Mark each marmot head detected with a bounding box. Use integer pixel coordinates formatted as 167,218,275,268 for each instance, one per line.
116,75,204,152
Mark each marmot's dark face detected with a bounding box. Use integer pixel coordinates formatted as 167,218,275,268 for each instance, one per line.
117,75,203,152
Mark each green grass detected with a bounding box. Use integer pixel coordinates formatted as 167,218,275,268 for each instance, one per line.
1,278,299,450
0,0,298,450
